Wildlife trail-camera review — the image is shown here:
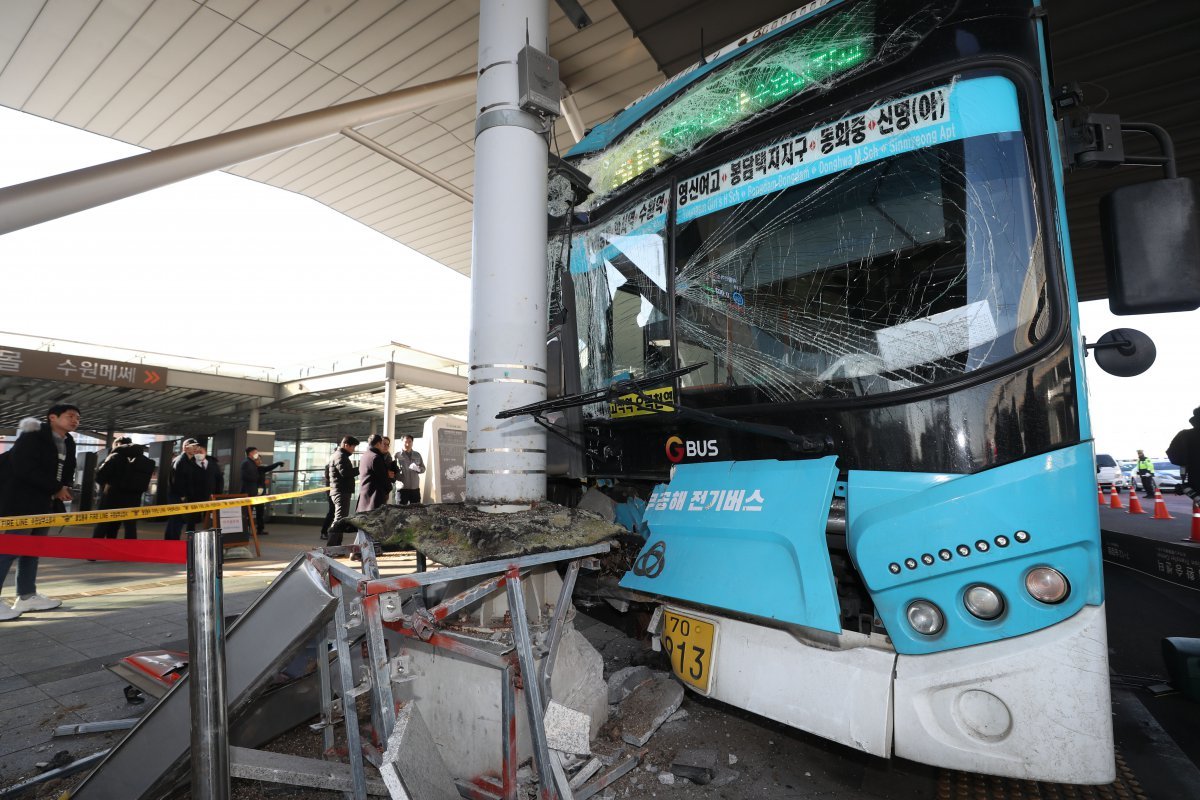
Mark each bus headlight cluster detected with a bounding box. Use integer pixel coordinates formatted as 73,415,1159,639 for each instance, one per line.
906,600,944,635
1025,567,1070,604
963,584,1004,620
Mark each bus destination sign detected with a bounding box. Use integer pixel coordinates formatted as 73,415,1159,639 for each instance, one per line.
0,346,169,391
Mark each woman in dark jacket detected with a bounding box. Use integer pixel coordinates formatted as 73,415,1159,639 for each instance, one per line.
356,434,392,513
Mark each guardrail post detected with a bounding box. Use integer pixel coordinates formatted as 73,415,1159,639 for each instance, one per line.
187,528,230,799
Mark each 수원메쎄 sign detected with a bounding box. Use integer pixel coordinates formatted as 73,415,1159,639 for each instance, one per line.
0,346,168,391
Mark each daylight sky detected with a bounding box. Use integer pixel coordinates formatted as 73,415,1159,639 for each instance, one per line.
1,107,1196,460
0,106,471,368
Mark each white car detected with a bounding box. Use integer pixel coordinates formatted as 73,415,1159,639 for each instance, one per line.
1153,461,1185,495
1095,453,1128,490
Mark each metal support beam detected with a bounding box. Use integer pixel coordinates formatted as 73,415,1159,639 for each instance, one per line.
505,569,558,800
341,128,473,203
187,529,230,799
0,74,475,235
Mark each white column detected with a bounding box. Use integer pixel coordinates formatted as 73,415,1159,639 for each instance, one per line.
384,362,397,442
248,407,260,431
466,0,549,510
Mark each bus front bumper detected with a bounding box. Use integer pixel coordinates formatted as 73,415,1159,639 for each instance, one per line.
683,603,1114,784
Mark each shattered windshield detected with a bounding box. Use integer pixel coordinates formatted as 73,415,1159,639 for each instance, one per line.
560,75,1048,416
673,77,1046,402
564,190,672,404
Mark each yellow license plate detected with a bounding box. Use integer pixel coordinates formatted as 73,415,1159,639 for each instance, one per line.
661,609,716,694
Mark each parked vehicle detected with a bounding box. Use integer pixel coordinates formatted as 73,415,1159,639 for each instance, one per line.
1096,454,1127,490
1154,461,1184,494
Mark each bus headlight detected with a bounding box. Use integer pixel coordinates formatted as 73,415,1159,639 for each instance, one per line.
1025,567,1069,604
963,585,1004,620
906,600,944,635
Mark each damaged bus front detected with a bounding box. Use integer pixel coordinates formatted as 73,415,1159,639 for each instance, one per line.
532,0,1200,784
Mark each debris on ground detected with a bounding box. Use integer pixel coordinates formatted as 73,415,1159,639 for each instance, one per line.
616,674,684,747
670,749,717,785
333,502,624,566
606,665,653,704
545,701,592,755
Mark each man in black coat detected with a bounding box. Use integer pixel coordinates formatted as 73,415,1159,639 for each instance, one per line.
1167,405,1200,500
0,403,79,620
165,438,210,541
323,436,359,547
240,447,284,535
92,437,155,539
356,434,392,514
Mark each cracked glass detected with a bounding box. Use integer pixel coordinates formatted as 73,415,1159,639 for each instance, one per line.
674,123,1046,403
555,75,1047,419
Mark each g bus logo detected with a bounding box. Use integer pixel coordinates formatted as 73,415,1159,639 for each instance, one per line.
665,436,719,463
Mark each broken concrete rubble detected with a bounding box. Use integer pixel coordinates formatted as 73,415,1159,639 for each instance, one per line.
545,701,591,756
606,664,653,704
335,502,624,566
616,674,684,747
670,748,717,785
552,627,608,740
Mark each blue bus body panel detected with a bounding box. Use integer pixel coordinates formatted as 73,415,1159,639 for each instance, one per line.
847,442,1103,655
619,458,843,633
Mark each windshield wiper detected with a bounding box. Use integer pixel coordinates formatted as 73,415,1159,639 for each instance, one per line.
495,363,704,419
496,363,833,455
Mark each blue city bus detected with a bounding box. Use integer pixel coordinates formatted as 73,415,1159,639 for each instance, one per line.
529,0,1198,784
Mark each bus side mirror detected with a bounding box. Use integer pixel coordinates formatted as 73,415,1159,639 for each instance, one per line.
1101,177,1200,315
1086,328,1156,377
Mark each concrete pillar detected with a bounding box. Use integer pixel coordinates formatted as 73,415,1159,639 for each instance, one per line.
384,362,397,442
466,0,550,511
248,407,260,431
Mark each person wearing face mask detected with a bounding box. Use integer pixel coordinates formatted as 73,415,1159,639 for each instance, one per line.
165,438,205,541
193,445,224,499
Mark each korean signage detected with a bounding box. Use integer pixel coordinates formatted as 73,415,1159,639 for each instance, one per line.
1103,530,1200,591
675,76,1022,223
647,484,765,513
608,385,675,418
0,346,168,391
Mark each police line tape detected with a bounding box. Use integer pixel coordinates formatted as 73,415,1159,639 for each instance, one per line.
0,487,331,531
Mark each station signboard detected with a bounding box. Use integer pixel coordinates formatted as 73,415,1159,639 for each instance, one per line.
0,345,168,391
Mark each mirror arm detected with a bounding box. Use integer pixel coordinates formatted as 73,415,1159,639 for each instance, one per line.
1120,122,1177,180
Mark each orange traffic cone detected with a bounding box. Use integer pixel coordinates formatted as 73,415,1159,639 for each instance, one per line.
1109,484,1123,509
1127,486,1145,514
1189,502,1200,543
1098,485,1106,505
1151,486,1173,519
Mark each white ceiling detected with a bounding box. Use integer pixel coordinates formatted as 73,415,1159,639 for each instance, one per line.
0,0,668,276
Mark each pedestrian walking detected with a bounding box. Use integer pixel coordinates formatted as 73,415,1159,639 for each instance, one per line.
0,404,80,620
356,434,392,514
323,436,359,547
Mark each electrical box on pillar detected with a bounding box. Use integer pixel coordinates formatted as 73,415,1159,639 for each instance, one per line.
518,45,560,118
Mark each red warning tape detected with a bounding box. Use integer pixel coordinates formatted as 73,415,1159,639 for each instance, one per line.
0,534,187,564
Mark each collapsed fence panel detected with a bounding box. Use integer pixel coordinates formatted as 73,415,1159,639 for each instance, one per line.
70,555,338,800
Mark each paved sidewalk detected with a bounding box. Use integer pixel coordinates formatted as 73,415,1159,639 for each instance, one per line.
0,522,415,785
